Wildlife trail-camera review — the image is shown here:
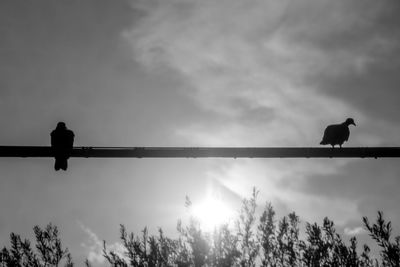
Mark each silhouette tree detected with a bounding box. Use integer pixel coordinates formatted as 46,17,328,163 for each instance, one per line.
0,223,73,266
4,191,400,267
258,202,278,266
363,211,400,267
236,188,259,267
209,224,240,266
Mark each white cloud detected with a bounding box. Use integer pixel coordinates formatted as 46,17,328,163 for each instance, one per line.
344,226,366,236
79,222,105,265
79,222,127,265
124,0,399,233
124,0,366,148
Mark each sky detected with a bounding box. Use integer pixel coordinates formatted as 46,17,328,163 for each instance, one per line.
1,0,400,265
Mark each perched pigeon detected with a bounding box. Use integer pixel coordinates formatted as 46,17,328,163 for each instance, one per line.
320,118,356,148
51,122,75,171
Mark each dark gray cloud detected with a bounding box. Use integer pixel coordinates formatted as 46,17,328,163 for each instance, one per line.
292,159,400,223
315,60,400,122
0,0,141,143
296,160,399,199
282,0,400,122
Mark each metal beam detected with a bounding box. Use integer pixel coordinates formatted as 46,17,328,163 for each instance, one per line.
0,146,400,158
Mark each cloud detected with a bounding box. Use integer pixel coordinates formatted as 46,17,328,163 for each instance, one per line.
286,0,400,125
124,0,371,147
79,222,105,265
126,0,400,145
344,226,366,236
123,0,400,232
79,222,127,265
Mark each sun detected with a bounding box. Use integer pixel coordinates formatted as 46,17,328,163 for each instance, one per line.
191,196,234,231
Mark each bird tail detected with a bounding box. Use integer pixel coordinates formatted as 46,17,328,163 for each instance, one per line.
54,158,68,171
54,159,61,171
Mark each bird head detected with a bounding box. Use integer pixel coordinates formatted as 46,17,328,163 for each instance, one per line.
56,122,67,130
345,118,356,126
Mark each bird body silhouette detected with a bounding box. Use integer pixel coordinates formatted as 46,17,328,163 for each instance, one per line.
51,122,74,171
320,118,356,148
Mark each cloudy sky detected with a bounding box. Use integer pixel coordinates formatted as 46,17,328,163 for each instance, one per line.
1,0,400,265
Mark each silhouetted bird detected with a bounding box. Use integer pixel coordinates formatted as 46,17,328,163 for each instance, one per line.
320,118,356,148
51,122,74,171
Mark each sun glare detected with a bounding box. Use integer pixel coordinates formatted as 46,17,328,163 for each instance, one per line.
191,196,234,231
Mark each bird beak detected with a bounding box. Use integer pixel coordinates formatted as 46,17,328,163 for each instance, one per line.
352,122,356,126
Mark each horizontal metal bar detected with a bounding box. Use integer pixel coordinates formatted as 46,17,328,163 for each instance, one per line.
0,146,400,158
